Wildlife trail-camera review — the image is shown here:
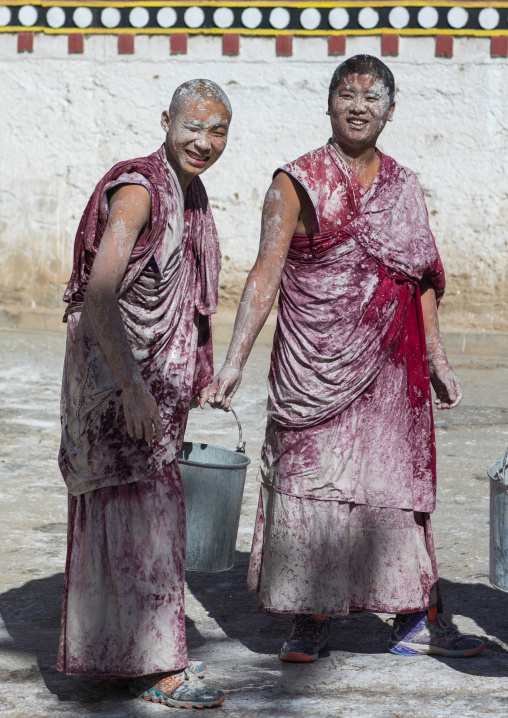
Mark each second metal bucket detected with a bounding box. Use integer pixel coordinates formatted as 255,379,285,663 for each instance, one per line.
179,409,251,572
488,447,508,592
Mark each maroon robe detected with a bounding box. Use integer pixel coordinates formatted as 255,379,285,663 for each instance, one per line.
247,142,444,615
58,146,221,676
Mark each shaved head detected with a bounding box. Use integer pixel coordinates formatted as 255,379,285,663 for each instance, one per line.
161,78,231,190
169,79,232,118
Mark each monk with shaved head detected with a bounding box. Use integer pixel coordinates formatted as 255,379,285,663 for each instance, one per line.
57,79,230,708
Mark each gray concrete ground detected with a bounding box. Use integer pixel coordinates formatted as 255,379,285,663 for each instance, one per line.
2,326,508,717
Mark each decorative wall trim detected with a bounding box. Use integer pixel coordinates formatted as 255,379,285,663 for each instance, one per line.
435,31,453,53
381,31,398,53
170,29,187,49
17,29,32,48
328,33,346,53
276,32,292,53
222,30,239,51
491,33,508,52
117,30,134,49
67,28,83,47
3,1,508,37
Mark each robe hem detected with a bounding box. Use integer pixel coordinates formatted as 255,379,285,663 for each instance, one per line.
57,660,188,678
252,596,432,616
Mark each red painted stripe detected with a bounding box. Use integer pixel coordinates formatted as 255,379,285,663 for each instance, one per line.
382,33,399,57
435,35,453,58
18,32,34,53
222,33,239,56
118,34,135,54
328,35,346,56
171,33,187,55
276,35,292,57
68,34,84,54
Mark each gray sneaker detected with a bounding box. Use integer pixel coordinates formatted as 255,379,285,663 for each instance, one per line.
279,614,331,663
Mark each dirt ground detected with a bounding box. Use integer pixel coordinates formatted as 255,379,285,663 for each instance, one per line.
2,326,508,717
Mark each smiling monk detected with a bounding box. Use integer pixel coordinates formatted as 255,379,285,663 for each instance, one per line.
57,79,229,708
203,56,485,661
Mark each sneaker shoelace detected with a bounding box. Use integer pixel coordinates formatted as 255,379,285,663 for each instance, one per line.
182,668,202,686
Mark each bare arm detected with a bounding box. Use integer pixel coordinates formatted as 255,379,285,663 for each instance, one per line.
84,183,164,442
201,171,305,409
419,277,462,410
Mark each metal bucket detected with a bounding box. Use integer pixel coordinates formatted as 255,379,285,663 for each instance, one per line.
179,409,251,572
488,447,508,592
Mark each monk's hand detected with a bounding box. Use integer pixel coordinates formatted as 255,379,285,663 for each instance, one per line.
122,381,164,443
199,365,243,410
428,357,462,410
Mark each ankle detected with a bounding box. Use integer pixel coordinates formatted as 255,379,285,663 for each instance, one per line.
395,610,426,621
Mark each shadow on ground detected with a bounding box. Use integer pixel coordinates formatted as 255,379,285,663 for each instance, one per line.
1,557,508,711
0,572,204,711
186,553,508,675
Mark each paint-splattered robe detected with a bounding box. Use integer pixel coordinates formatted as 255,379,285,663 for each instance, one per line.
247,142,446,616
57,145,220,676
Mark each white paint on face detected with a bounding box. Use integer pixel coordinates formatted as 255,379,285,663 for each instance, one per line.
161,97,231,184
329,73,395,150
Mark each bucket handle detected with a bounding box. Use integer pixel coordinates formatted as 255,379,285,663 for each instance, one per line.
203,401,246,454
229,408,246,454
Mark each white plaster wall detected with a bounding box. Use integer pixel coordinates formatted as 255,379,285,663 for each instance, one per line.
0,33,506,330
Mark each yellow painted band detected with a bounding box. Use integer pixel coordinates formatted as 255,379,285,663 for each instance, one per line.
4,0,508,7
5,26,508,35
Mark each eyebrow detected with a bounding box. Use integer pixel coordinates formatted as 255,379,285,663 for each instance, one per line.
183,120,228,130
339,87,381,95
183,120,205,129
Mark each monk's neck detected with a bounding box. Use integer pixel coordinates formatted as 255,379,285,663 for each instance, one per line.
178,171,193,195
164,144,192,196
332,141,380,191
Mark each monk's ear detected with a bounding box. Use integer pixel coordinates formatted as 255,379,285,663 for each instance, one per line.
161,110,171,133
387,102,396,122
